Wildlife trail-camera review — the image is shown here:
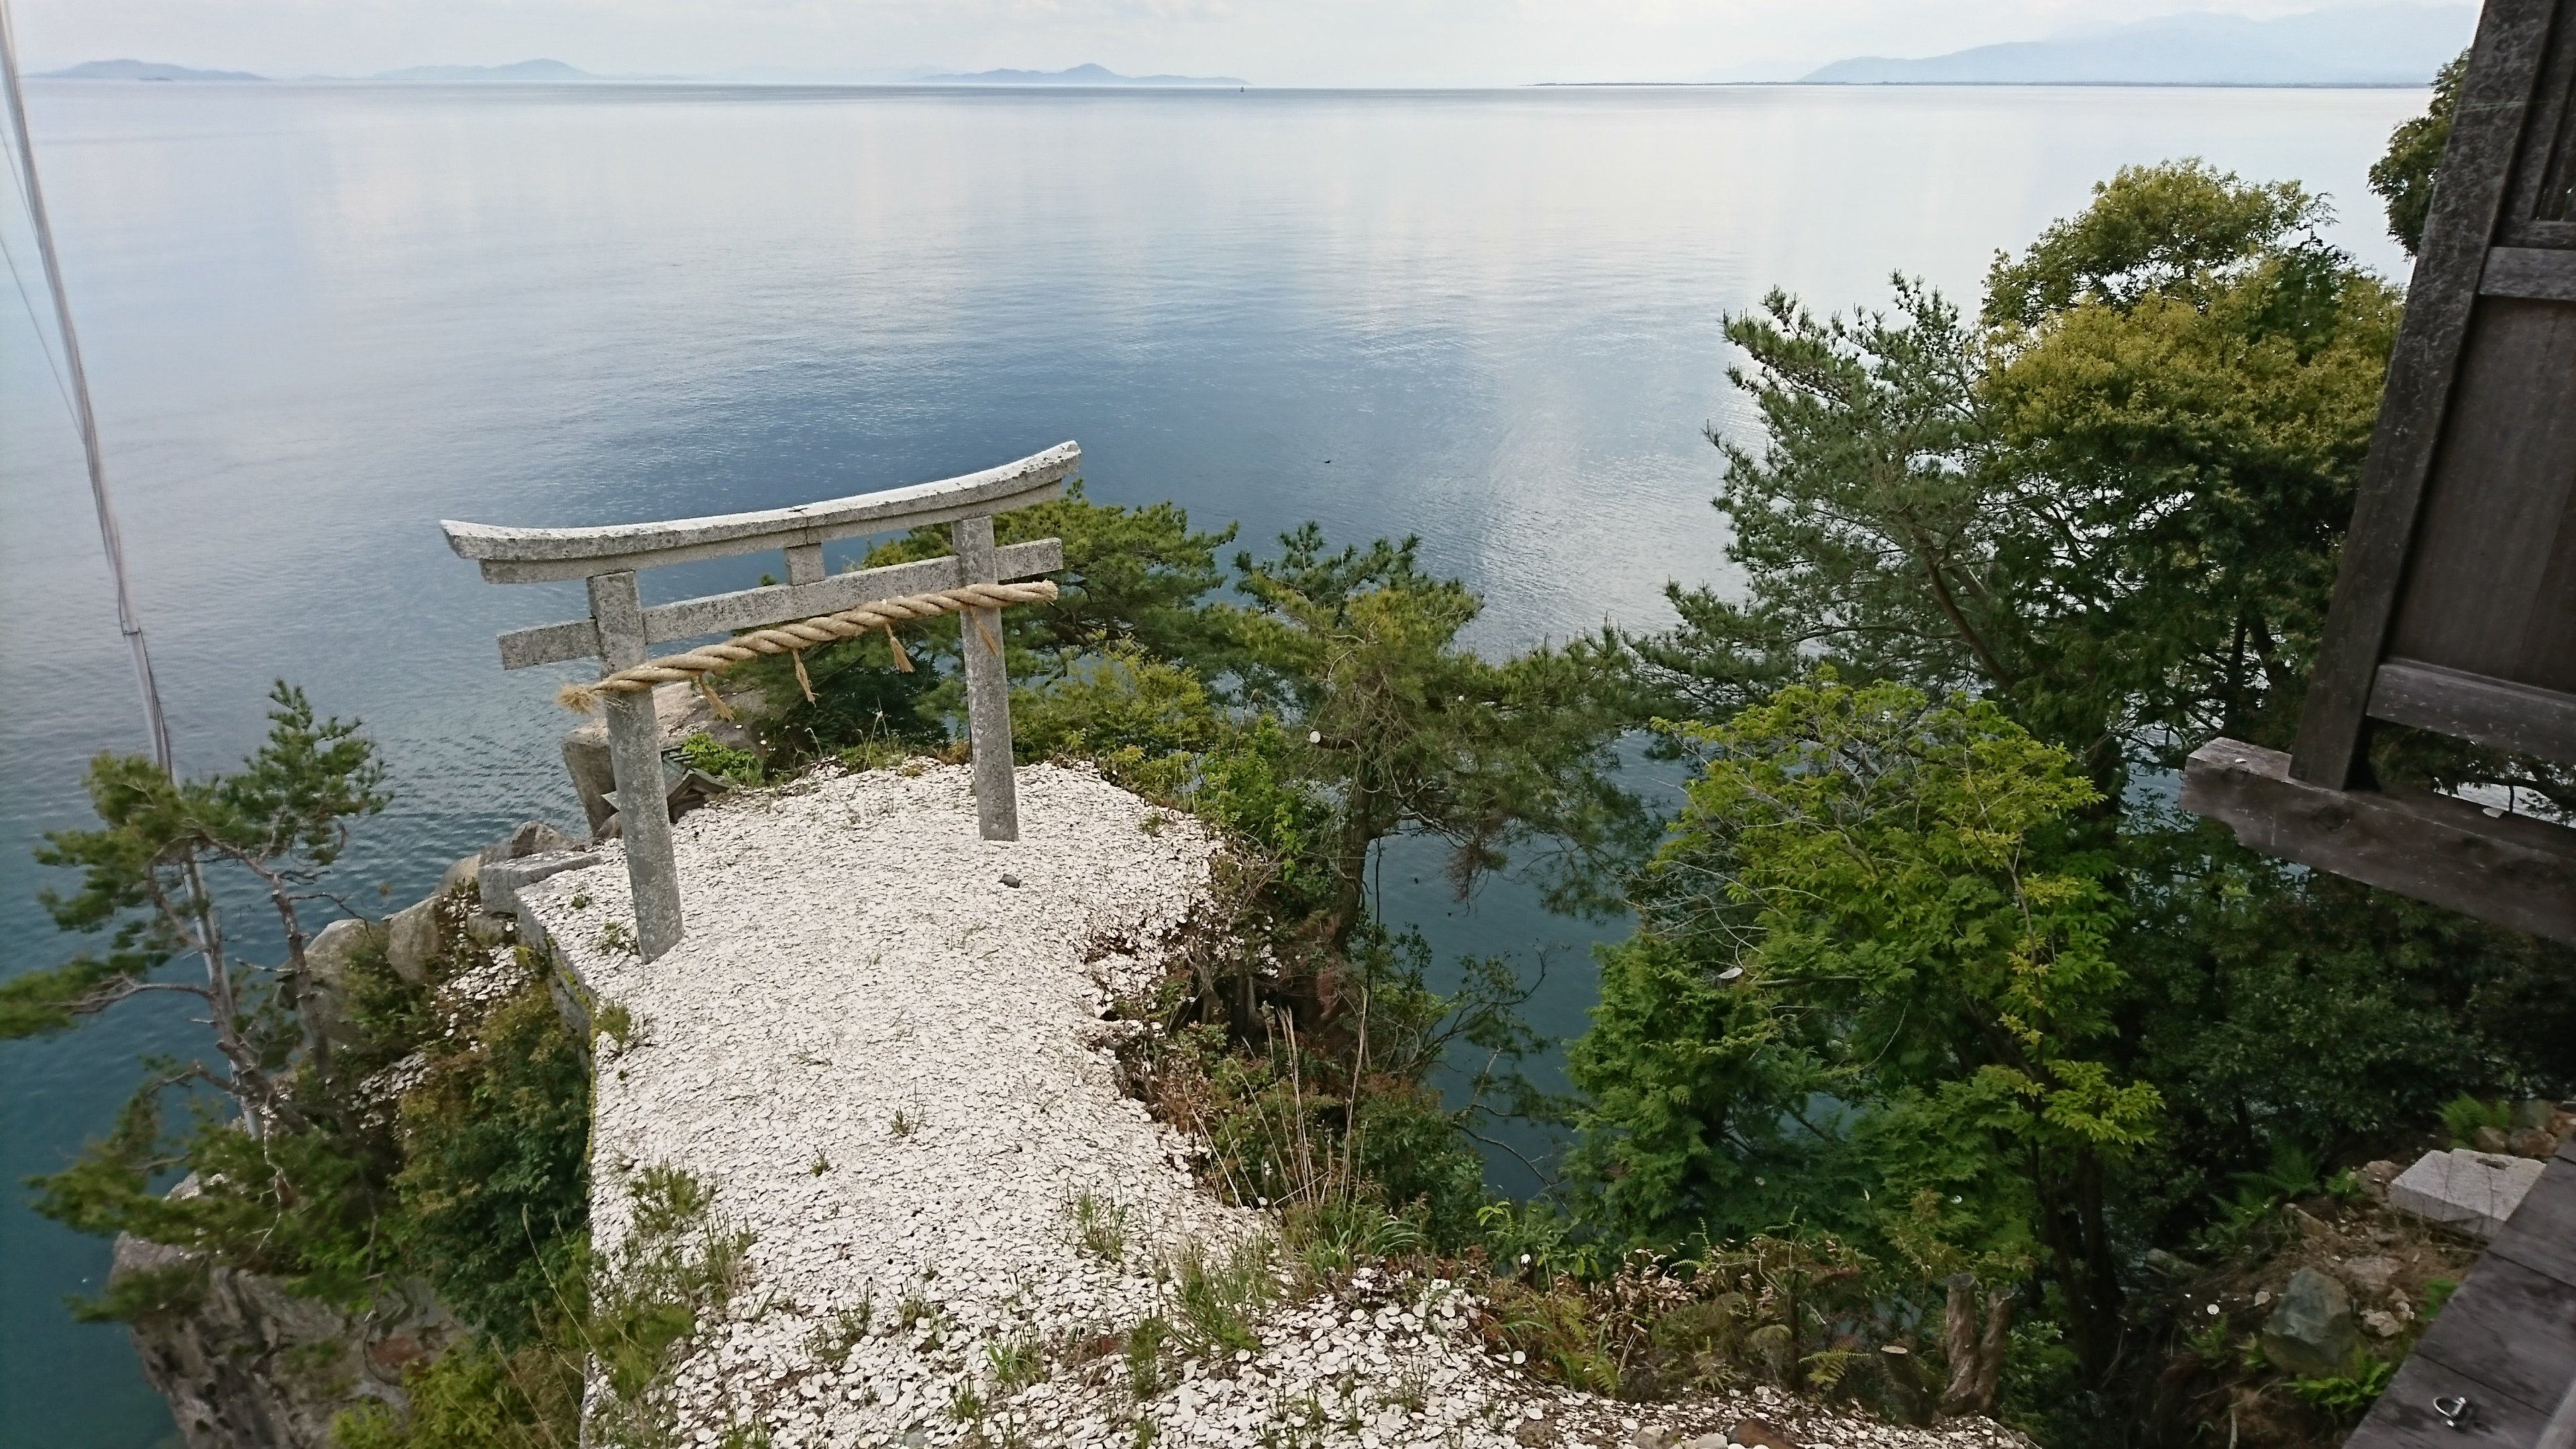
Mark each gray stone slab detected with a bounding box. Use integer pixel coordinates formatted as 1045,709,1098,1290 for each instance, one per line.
478,849,602,919
2388,1147,2548,1238
494,539,1061,669
443,442,1075,584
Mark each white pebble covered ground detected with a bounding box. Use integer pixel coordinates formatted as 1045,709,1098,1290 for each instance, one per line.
521,763,2026,1449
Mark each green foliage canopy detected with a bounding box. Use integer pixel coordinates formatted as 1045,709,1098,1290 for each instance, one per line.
2369,49,2468,256
7,682,387,1124
1570,679,2154,1303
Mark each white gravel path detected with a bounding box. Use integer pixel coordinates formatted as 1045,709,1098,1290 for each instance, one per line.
520,762,2026,1449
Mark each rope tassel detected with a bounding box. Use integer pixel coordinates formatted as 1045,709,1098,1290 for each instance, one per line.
555,580,1055,714
695,674,735,720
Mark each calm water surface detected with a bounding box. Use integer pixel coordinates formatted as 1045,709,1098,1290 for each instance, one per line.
0,81,2419,1443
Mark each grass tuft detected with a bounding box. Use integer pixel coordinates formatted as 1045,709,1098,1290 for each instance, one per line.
1068,1189,1130,1263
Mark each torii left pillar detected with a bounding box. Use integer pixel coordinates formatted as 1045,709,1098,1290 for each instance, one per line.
589,570,685,960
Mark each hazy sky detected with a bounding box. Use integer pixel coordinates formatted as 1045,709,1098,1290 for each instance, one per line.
17,1,2455,87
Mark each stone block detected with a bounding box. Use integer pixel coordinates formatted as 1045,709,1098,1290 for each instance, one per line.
299,918,384,1051
478,849,602,919
435,852,484,900
2355,1159,2401,1203
2387,1147,2547,1238
2336,1254,2398,1296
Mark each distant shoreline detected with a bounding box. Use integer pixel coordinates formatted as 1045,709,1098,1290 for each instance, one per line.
32,76,2434,92
1531,79,2434,89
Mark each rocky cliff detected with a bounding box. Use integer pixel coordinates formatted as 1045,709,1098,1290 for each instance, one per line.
117,1228,461,1449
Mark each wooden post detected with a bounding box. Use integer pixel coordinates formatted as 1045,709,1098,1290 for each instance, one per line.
951,514,1018,841
588,570,686,960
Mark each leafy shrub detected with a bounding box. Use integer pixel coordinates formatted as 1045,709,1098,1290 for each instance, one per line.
333,1167,750,1449
2439,1094,2509,1148
2290,1356,2397,1420
676,732,761,788
392,978,592,1346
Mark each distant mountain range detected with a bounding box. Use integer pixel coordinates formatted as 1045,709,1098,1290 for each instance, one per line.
923,62,1245,87
368,58,594,83
1803,4,2474,86
40,58,262,81
36,57,1247,88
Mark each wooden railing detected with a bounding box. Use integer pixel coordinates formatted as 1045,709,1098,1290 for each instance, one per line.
443,442,1075,960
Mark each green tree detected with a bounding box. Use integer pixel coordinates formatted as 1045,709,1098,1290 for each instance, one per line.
1230,525,1640,943
2369,50,2469,256
3,682,387,1129
1569,678,2157,1371
1638,161,2397,791
1599,160,2574,1413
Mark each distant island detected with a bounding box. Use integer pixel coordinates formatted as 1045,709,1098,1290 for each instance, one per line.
923,62,1245,87
1801,3,2472,86
39,58,263,81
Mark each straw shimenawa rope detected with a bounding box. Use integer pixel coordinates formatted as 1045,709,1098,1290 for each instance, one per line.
555,580,1057,713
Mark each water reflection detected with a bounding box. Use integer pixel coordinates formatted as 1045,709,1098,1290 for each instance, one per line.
0,80,2420,1442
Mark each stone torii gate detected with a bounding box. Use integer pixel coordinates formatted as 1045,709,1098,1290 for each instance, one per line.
441,443,1076,961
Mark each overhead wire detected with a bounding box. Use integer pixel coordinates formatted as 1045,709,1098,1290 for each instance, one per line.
0,0,178,772
0,234,82,428
0,63,77,422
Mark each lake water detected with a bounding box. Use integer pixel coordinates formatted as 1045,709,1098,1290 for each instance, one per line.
0,80,2421,1444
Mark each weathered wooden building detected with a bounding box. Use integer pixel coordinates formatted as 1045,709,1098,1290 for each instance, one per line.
2180,1,2576,1442
2182,0,2576,942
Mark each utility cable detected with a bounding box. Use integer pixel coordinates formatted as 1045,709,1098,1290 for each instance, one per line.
0,0,176,771
0,221,83,427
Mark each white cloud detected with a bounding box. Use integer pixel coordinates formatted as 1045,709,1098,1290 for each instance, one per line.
13,0,2463,87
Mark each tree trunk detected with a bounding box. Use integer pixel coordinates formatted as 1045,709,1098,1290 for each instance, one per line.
1940,1274,1981,1411
2031,1150,2122,1386
1938,1275,2018,1417
1970,1288,2015,1412
1324,755,1382,949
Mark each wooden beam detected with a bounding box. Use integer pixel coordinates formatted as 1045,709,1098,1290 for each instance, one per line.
2481,245,2576,301
443,442,1077,584
2370,658,2576,766
2180,739,2576,945
494,538,1063,670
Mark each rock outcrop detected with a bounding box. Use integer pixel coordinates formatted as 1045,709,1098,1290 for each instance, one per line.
560,681,759,835
113,1221,462,1449
2257,1267,2357,1377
